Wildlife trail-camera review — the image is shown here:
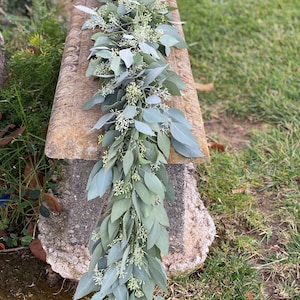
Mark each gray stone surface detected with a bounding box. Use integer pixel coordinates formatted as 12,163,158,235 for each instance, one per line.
39,162,215,279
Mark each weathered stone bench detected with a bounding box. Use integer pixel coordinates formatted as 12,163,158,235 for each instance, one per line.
39,0,215,280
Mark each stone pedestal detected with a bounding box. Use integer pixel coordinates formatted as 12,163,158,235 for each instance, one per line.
39,0,215,280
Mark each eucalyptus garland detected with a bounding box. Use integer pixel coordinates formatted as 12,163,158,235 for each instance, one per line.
74,1,203,299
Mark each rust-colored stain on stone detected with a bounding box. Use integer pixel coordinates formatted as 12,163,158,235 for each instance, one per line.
45,0,209,163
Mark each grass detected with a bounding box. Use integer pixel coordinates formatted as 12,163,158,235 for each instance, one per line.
0,0,66,247
163,0,300,299
0,0,299,299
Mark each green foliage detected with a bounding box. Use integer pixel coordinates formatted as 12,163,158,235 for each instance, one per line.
0,0,66,247
74,0,202,299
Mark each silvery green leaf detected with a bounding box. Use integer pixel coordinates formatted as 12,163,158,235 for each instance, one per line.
119,49,134,68
73,272,99,300
111,198,131,223
132,191,142,221
96,49,112,59
110,56,121,76
157,131,170,159
134,181,153,205
139,42,160,59
171,137,204,158
134,120,155,136
162,79,181,95
75,5,97,15
166,108,192,129
155,202,169,227
86,160,103,191
123,150,134,176
107,242,123,265
108,219,119,240
99,266,118,296
147,221,160,250
143,108,166,123
144,65,168,86
92,112,115,130
156,24,187,48
88,167,113,200
82,93,105,110
147,256,167,292
119,251,132,284
170,122,197,147
122,105,137,118
123,34,134,39
144,172,165,200
113,284,128,300
117,4,127,15
155,226,169,255
146,95,161,105
88,242,104,273
86,58,99,77
102,130,120,147
94,36,113,48
142,280,155,300
160,34,179,48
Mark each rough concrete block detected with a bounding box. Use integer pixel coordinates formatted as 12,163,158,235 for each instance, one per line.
39,163,215,279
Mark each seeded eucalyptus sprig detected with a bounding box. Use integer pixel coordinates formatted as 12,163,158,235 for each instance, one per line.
74,1,203,299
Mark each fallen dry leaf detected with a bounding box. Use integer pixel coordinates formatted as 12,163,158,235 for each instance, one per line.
0,124,15,138
0,242,5,250
0,127,25,146
232,187,246,194
43,193,62,212
29,239,46,261
245,291,254,300
195,82,214,92
207,141,226,152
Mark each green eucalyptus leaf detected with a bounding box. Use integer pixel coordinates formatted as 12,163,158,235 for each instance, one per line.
155,225,169,255
142,108,166,123
73,272,99,300
87,160,103,191
162,79,181,95
160,34,179,48
171,137,203,158
88,167,113,200
107,242,123,265
122,105,137,118
75,5,97,15
99,266,118,296
110,56,121,76
147,221,160,250
145,95,161,105
144,65,168,86
93,112,115,130
142,279,155,300
83,93,105,110
123,150,134,176
96,49,112,59
111,198,132,223
139,42,160,59
157,131,170,159
86,58,100,77
147,255,167,292
170,122,198,147
134,181,153,205
89,242,104,273
144,172,165,201
134,121,155,136
166,107,192,128
102,130,120,147
119,48,134,68
113,284,128,300
108,219,120,240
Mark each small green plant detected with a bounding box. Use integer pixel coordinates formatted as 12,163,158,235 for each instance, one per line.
74,0,203,299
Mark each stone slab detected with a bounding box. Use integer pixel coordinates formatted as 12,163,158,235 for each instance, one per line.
39,162,215,279
45,0,209,163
